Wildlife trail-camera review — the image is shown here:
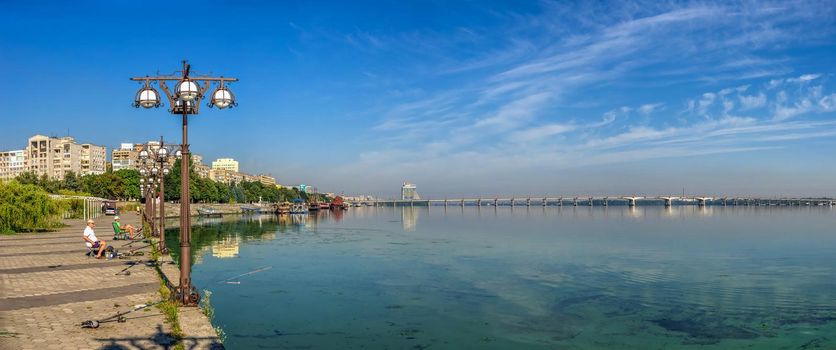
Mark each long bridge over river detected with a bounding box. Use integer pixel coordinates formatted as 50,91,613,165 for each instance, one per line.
363,196,835,207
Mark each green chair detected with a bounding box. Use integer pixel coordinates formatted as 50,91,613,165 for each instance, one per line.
113,221,129,240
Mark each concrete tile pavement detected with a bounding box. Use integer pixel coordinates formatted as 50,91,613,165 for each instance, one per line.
0,212,221,350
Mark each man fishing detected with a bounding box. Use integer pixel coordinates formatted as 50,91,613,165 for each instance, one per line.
113,216,138,240
83,219,107,259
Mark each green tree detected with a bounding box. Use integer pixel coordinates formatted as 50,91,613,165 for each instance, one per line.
16,172,39,185
0,181,63,233
62,172,82,192
114,169,140,200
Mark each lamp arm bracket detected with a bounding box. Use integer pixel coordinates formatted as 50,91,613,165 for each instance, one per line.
158,82,175,107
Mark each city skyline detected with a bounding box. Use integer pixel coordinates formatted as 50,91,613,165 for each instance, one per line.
2,1,835,197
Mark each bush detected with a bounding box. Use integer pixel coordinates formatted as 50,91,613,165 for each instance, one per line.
0,181,64,233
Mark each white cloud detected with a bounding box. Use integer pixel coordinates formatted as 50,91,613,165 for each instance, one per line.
738,92,767,110
509,123,575,143
787,73,822,83
638,103,663,115
474,92,552,130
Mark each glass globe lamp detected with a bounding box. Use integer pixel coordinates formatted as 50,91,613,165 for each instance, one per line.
135,87,160,108
211,87,235,109
176,80,199,101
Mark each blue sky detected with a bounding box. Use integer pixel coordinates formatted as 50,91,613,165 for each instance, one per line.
1,1,835,197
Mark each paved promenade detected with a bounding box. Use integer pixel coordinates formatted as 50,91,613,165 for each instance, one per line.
0,212,222,350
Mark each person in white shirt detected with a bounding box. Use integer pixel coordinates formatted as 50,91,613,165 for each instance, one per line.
83,219,107,259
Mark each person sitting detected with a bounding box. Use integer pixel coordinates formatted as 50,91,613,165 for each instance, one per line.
83,219,107,259
112,216,137,240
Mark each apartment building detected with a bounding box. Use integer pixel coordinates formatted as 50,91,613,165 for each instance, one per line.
257,174,276,186
111,143,138,171
0,150,26,181
26,135,106,179
81,143,106,175
192,154,211,178
208,168,245,184
211,158,239,172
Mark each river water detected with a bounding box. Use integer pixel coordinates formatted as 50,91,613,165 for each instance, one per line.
165,206,836,349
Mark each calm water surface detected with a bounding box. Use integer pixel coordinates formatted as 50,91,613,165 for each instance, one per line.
167,206,836,349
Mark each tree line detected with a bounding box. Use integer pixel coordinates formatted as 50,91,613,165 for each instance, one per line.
12,158,327,204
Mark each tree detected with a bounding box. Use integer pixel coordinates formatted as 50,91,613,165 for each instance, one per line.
62,172,82,192
16,172,39,185
0,181,63,233
114,169,140,200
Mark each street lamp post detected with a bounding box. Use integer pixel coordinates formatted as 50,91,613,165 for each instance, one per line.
131,60,237,306
138,139,175,254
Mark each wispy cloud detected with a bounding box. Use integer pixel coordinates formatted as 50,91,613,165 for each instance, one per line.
325,1,836,194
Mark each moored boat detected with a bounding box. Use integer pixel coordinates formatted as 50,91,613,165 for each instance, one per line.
276,202,291,214
290,199,309,214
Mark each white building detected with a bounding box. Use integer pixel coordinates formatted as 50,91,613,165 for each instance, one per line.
402,182,419,200
211,158,239,172
0,150,26,181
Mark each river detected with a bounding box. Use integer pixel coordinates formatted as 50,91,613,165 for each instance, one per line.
165,205,836,349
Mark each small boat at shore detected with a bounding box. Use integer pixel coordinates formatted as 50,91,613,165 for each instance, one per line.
197,207,222,217
290,199,309,214
276,202,291,214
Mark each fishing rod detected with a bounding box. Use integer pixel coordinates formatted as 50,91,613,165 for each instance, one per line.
80,300,166,329
114,260,155,275
219,266,273,284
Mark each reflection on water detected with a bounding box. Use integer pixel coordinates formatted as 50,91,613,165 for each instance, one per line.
168,206,836,349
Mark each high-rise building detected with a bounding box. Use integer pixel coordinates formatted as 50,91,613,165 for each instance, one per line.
81,143,107,175
211,158,239,172
26,135,107,179
0,150,27,181
402,182,419,200
111,143,138,171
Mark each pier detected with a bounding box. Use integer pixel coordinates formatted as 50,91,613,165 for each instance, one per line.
363,196,835,207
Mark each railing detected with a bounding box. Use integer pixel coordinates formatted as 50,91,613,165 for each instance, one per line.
49,195,110,220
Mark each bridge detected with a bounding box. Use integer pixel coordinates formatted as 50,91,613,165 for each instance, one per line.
361,196,835,207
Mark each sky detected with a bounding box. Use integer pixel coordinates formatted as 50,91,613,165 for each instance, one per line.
1,1,835,198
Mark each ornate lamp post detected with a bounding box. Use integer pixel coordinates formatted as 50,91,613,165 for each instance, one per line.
138,165,157,236
138,139,176,254
131,60,238,306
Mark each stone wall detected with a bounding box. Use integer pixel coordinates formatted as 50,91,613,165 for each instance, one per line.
118,201,267,218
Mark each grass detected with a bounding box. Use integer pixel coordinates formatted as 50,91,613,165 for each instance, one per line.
150,237,185,350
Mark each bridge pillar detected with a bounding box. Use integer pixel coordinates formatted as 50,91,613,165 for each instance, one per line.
411,200,414,207
557,198,563,207
628,198,636,207
542,198,547,206
444,200,448,208
722,198,727,206
588,197,593,206
603,197,608,206
461,199,465,207
572,197,578,206
477,199,481,207
664,198,672,207
526,198,531,207
697,198,707,206
494,198,498,207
